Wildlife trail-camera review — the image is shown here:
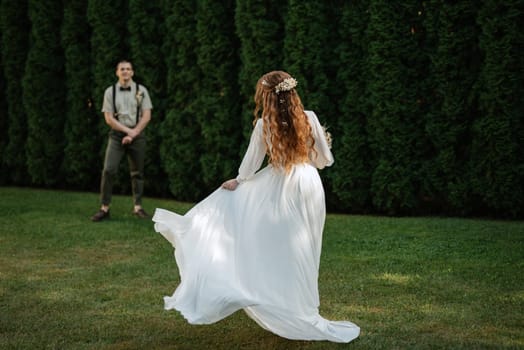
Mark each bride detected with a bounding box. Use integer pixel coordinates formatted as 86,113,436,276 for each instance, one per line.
153,71,360,343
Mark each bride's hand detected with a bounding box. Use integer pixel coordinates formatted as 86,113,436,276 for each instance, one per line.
221,179,239,191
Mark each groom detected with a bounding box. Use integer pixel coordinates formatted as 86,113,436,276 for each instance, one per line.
91,59,153,222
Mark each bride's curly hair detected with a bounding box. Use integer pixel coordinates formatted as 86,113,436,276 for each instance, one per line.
253,71,315,172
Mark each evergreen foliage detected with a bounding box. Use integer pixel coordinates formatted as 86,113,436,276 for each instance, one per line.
0,24,6,185
283,1,334,121
23,0,66,186
235,0,286,141
0,0,29,185
331,1,372,213
366,1,428,214
160,0,205,200
0,1,522,218
62,0,98,190
195,0,242,192
472,0,524,217
128,0,169,196
423,1,481,215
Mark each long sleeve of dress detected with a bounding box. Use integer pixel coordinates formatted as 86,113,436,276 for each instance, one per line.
306,110,334,169
236,119,266,183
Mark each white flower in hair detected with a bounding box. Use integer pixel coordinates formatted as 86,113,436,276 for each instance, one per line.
274,78,298,94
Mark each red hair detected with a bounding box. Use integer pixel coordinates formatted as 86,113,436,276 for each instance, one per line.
253,71,315,172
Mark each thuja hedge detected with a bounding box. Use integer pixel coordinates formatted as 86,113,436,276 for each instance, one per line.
195,0,242,189
0,0,522,218
62,0,98,190
332,0,372,213
0,31,6,185
161,0,205,201
23,0,66,186
1,0,30,185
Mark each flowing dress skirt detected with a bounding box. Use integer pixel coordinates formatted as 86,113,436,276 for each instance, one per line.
153,163,360,343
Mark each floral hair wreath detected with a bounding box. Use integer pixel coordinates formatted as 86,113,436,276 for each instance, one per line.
263,77,298,94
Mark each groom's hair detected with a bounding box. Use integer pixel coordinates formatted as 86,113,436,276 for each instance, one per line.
116,59,133,70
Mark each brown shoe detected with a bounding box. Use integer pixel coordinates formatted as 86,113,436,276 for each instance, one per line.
133,208,149,218
91,209,110,222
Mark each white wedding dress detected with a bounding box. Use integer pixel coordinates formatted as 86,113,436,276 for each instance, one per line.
153,111,360,343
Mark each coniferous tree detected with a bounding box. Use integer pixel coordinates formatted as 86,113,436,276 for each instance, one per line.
235,0,286,141
0,0,29,185
0,25,6,184
0,0,522,218
331,0,372,213
195,0,241,192
62,0,98,190
87,0,129,193
472,0,524,217
160,0,204,201
23,0,66,186
129,0,169,196
283,0,334,123
423,0,481,215
404,1,434,214
366,1,428,214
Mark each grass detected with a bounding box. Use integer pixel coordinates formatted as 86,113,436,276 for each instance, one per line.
0,186,523,349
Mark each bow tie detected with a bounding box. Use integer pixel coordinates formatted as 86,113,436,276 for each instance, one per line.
120,86,131,91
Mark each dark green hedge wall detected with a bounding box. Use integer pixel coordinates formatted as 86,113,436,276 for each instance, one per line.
195,0,242,192
422,0,481,215
160,0,204,201
1,0,522,218
23,0,66,186
0,22,6,185
472,0,524,217
62,0,98,190
1,0,30,185
331,0,372,213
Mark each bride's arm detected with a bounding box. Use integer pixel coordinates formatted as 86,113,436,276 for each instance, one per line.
222,119,266,191
306,110,334,169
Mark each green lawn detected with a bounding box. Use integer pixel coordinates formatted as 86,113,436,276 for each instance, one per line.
0,187,522,349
